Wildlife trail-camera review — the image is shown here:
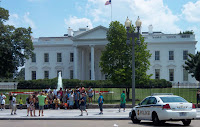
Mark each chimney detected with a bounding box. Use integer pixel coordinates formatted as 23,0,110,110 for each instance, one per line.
68,27,73,36
148,25,153,34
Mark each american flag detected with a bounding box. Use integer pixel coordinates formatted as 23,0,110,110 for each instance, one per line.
105,0,111,5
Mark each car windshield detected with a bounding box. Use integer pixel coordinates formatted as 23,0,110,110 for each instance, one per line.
160,96,188,103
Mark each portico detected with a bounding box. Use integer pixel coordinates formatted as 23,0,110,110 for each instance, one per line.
72,26,108,80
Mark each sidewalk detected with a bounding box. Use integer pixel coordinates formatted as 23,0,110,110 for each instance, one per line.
0,108,131,120
0,108,200,120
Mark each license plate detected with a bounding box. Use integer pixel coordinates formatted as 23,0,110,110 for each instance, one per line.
179,112,187,116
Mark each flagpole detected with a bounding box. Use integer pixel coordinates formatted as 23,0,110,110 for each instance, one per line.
111,1,112,22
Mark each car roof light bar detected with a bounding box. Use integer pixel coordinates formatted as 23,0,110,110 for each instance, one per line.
151,93,174,96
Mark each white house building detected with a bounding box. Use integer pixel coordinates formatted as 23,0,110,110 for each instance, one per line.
25,25,197,84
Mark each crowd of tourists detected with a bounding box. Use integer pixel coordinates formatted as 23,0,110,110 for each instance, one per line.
0,86,129,116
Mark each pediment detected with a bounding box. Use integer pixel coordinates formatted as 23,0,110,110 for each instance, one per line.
72,26,108,41
42,66,51,70
152,64,162,68
29,66,38,70
167,64,176,68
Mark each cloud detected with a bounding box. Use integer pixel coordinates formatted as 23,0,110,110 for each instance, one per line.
64,16,93,30
23,12,36,29
5,12,36,29
182,0,200,22
85,0,181,33
6,14,19,26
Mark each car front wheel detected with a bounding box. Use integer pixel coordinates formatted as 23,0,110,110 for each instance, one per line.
182,119,191,126
131,111,140,123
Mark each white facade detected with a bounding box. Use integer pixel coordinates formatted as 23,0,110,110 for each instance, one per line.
25,25,197,84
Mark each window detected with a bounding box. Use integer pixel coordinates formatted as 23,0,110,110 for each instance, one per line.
57,70,62,77
31,53,36,62
70,53,74,62
169,51,174,60
147,97,157,105
169,69,174,81
140,97,150,105
160,97,187,103
57,53,62,62
183,50,188,60
105,74,108,80
44,53,49,62
70,70,73,79
44,71,49,79
32,71,36,80
155,69,160,79
155,51,160,60
183,69,188,81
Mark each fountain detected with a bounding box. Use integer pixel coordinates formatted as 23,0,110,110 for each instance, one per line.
56,72,63,91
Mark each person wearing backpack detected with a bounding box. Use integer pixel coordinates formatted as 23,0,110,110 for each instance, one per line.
98,92,104,114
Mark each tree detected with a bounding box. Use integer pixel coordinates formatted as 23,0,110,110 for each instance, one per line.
99,21,151,99
0,7,34,78
184,52,200,82
14,68,25,80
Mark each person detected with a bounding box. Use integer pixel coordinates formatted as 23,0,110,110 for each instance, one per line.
0,93,6,111
19,97,23,110
37,92,47,116
26,95,31,116
68,91,74,109
53,96,60,109
79,85,85,94
74,90,79,109
11,94,17,115
119,91,126,112
29,95,35,117
44,98,48,109
87,86,93,104
9,92,13,109
197,90,200,104
79,93,88,116
48,91,54,109
98,92,104,114
53,89,57,96
32,95,37,116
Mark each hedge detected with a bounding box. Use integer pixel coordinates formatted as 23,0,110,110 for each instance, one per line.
17,78,172,89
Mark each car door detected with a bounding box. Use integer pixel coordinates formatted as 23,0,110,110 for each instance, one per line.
136,97,150,120
146,97,158,120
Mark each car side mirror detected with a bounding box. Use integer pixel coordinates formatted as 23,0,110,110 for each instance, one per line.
138,103,141,106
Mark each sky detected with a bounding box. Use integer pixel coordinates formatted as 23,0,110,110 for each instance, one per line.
1,0,200,51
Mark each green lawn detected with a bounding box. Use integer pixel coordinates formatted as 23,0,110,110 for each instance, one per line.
0,88,198,105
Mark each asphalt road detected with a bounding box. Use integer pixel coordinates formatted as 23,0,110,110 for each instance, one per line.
0,120,200,127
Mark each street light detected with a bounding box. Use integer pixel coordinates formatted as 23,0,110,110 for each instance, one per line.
125,16,142,107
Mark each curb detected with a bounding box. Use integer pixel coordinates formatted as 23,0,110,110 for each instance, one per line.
0,117,199,120
0,117,130,120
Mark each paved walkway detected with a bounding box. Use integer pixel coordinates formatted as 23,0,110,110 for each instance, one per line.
0,108,199,120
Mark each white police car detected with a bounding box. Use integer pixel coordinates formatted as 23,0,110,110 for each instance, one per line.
129,93,197,126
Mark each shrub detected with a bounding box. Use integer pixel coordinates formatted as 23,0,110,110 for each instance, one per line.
17,78,172,89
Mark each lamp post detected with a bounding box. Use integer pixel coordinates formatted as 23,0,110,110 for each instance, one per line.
125,16,142,107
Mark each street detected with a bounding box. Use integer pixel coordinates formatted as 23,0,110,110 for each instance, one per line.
0,120,200,127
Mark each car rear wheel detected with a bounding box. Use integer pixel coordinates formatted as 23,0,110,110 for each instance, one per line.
131,111,140,123
182,119,191,126
152,113,160,126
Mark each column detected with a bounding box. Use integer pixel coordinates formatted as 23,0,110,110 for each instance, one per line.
73,45,78,79
90,45,95,80
81,49,85,80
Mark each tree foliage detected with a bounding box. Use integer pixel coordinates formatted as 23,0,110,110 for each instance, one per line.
99,21,152,87
0,7,34,78
184,52,200,82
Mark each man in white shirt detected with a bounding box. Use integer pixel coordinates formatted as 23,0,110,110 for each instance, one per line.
0,93,6,111
11,94,17,115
